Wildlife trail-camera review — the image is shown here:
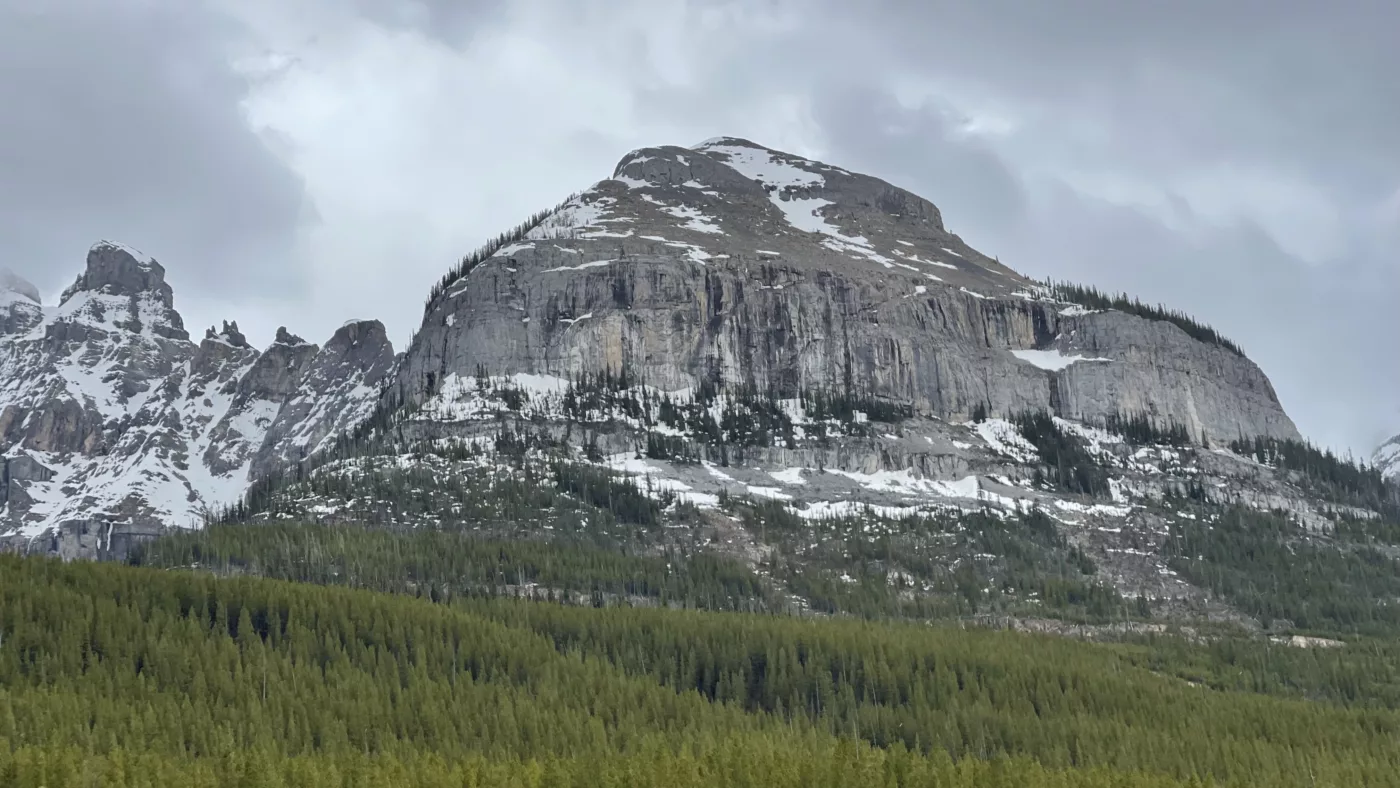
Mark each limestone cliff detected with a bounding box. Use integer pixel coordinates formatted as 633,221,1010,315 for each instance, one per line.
396,137,1298,446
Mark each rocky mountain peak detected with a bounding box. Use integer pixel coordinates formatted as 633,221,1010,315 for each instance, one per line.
203,320,249,348
407,135,1299,447
0,241,390,554
62,241,174,306
53,241,188,342
329,319,393,359
273,326,311,347
587,136,993,295
249,319,397,479
689,136,946,232
191,320,258,381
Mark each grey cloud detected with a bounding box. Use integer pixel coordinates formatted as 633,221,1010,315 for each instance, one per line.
338,0,508,43
0,0,310,304
805,0,1400,201
810,86,1029,239
813,86,1400,453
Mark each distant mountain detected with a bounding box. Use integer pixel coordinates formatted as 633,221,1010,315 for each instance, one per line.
0,242,394,556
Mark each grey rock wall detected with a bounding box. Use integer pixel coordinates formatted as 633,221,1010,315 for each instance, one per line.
395,137,1298,445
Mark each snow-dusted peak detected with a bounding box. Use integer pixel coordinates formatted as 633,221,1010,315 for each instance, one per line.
52,242,188,342
61,240,178,312
272,326,312,347
0,269,41,304
91,240,155,266
203,320,250,348
690,135,761,151
0,241,394,553
698,139,827,191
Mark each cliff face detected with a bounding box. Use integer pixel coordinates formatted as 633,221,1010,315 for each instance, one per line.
0,243,394,555
397,137,1298,445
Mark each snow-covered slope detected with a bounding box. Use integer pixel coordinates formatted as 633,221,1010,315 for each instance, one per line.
0,242,395,556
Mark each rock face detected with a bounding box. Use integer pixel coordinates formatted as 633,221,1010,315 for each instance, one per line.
251,320,398,479
0,242,394,555
396,137,1298,445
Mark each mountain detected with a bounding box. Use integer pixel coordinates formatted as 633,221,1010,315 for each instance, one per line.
9,137,1400,788
0,241,394,557
7,138,1399,638
187,136,1400,635
402,136,1298,445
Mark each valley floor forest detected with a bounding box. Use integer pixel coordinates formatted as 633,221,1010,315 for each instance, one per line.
6,520,1400,788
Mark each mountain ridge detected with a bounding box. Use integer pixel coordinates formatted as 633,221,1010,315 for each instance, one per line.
5,136,1378,631
0,241,393,555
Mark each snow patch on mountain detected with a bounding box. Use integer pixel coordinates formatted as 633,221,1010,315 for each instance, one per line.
1011,349,1113,371
696,139,826,191
92,240,155,265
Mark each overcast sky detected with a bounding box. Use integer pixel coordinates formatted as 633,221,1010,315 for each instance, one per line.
3,0,1397,456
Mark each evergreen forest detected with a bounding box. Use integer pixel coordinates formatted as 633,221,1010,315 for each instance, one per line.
5,514,1400,786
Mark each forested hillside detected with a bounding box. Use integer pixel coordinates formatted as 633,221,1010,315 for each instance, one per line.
4,552,1400,787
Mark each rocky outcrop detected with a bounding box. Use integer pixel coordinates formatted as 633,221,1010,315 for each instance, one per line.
0,242,394,553
60,240,188,341
236,328,320,405
395,137,1299,446
253,320,397,478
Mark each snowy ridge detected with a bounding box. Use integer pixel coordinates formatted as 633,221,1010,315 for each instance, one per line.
0,245,393,551
91,239,156,266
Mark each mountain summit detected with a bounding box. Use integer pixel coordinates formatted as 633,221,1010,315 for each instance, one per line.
400,136,1297,445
